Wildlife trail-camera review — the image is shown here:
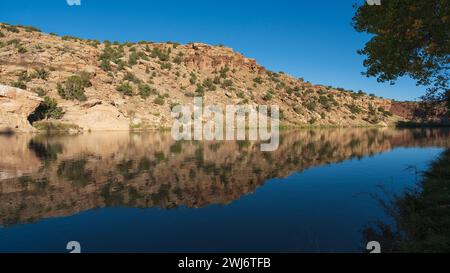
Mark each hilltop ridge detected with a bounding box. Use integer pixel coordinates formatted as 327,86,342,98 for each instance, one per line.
0,23,403,132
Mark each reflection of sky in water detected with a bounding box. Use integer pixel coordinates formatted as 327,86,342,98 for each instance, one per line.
0,129,448,252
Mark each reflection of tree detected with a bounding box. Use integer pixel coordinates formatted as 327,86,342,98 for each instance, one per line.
28,138,63,166
363,149,450,252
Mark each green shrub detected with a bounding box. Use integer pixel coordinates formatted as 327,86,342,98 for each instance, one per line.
33,87,47,97
32,96,64,121
347,104,362,114
33,68,50,80
128,51,139,66
123,72,141,84
57,74,91,101
154,96,165,105
33,121,79,133
202,78,216,91
319,95,333,111
195,84,205,96
173,55,183,64
253,77,263,84
138,84,156,98
7,38,20,46
160,62,172,70
189,73,197,85
304,101,317,112
293,105,303,114
18,46,27,54
221,79,233,88
262,92,273,101
116,82,133,96
18,71,31,82
378,107,393,116
18,25,41,32
151,47,169,61
4,25,19,33
0,31,4,38
98,44,125,71
11,80,27,90
219,66,230,78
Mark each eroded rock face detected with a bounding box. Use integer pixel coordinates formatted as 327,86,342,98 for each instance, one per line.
61,102,130,131
0,85,42,133
0,23,405,130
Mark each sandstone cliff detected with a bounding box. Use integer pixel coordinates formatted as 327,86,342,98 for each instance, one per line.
0,23,400,131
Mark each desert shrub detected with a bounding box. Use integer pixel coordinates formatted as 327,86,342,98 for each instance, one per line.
304,101,317,112
116,82,133,96
138,84,157,98
18,71,31,82
347,104,362,114
123,72,141,84
7,38,20,46
19,25,41,32
319,95,333,111
154,96,165,105
128,51,139,66
173,53,183,64
253,77,263,84
57,73,91,101
30,96,64,121
219,66,229,78
378,107,393,116
189,73,197,85
213,76,221,85
33,68,50,80
195,84,205,96
368,104,377,115
33,87,47,97
87,39,100,47
237,91,245,99
221,79,233,88
11,80,27,89
62,35,79,41
160,62,172,70
151,47,169,61
98,44,125,71
0,31,4,38
4,25,19,33
18,46,27,54
262,92,273,101
309,117,318,124
202,78,216,91
293,105,303,114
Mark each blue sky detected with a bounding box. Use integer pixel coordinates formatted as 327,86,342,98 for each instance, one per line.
0,0,425,101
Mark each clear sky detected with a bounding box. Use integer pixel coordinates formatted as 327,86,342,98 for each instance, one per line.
0,0,425,101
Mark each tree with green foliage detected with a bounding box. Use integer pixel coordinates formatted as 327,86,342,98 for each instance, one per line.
116,82,133,96
353,0,449,109
28,96,64,123
57,73,91,101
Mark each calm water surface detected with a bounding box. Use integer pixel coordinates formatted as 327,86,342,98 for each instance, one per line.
0,128,449,252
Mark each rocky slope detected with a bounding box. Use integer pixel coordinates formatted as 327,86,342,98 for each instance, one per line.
0,23,400,132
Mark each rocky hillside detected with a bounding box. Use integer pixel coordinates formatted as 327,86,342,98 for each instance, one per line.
0,23,399,132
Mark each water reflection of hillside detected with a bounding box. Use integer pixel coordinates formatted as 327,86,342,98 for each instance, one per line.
0,128,449,227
